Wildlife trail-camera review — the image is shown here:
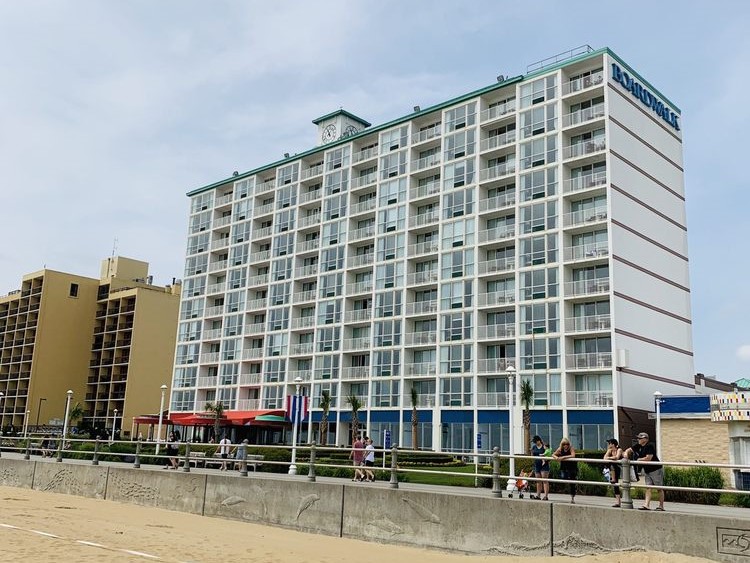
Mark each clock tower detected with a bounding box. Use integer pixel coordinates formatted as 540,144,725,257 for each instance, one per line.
312,109,371,146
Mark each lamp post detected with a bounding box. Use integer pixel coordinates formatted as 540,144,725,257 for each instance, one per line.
23,410,30,438
288,376,303,475
506,365,516,479
58,390,73,463
112,408,118,444
35,397,47,429
0,392,4,432
155,384,167,456
653,391,663,460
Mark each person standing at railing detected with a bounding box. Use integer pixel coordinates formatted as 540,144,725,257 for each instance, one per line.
216,434,231,471
603,438,623,507
553,438,578,504
625,432,665,511
530,435,550,500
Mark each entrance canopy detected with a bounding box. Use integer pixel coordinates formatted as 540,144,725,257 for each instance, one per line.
226,409,285,425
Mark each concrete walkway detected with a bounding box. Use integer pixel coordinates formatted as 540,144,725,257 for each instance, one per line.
2,449,747,520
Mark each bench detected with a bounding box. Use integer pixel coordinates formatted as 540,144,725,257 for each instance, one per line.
179,451,206,468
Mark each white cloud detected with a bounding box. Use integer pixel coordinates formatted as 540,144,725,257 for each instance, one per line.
738,346,750,362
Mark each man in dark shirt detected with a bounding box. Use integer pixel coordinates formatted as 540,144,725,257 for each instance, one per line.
626,432,665,511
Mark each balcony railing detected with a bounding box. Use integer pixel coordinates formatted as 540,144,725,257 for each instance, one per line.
480,130,516,152
237,398,261,410
563,103,606,128
210,239,229,251
244,322,265,335
239,373,262,386
566,390,614,407
352,146,378,164
203,306,223,318
296,239,320,253
348,253,374,268
476,324,515,339
256,179,276,193
247,274,269,287
351,172,377,189
410,181,441,200
298,189,321,204
300,163,324,180
290,316,315,329
406,270,438,285
349,226,375,241
343,337,371,351
409,210,440,228
295,264,318,278
563,171,607,193
564,277,610,297
342,366,370,380
404,362,437,376
480,100,516,122
344,309,372,323
208,260,228,273
476,358,514,373
293,290,317,304
350,199,376,215
346,281,373,294
411,124,441,144
206,282,226,295
254,203,274,216
479,161,516,182
477,392,510,408
565,314,611,333
298,214,321,228
411,154,441,171
408,393,436,407
408,241,439,257
563,207,608,227
477,291,515,306
404,331,437,346
248,250,271,263
404,300,438,315
478,226,515,243
289,343,314,355
478,258,515,275
287,370,313,382
213,216,231,228
567,352,613,369
563,139,606,160
562,70,605,95
479,193,516,213
241,348,263,360
252,226,273,239
564,242,609,261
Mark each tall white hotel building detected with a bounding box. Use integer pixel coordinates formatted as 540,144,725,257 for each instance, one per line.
172,47,693,453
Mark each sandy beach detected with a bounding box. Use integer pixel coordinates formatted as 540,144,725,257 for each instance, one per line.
0,486,712,563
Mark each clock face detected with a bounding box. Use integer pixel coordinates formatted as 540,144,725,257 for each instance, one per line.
342,125,358,138
321,124,337,143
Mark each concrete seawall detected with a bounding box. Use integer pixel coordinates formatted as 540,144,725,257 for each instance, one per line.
0,458,746,561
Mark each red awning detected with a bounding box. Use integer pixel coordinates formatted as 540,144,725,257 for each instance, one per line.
170,413,222,426
225,409,285,425
133,411,169,425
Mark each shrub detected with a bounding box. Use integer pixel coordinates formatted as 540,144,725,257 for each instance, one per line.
249,447,290,473
663,466,723,505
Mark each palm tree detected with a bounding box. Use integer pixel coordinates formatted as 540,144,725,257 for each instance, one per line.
319,390,331,446
347,394,363,444
520,380,534,455
67,402,84,436
204,401,226,442
410,386,419,450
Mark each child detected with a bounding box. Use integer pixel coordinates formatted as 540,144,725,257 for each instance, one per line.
506,469,530,498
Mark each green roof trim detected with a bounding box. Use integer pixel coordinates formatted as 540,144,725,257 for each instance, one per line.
187,46,680,197
312,109,371,127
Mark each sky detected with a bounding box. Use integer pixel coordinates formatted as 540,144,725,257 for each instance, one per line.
0,1,748,381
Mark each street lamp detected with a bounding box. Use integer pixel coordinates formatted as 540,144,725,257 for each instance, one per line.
112,408,118,444
0,392,4,432
23,410,30,438
506,365,516,479
654,391,663,459
57,390,73,463
288,376,303,475
155,385,167,455
35,397,47,428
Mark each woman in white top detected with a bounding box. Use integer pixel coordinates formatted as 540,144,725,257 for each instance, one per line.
363,437,376,482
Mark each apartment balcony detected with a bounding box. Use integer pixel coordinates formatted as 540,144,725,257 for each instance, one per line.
480,130,516,152
478,225,515,244
202,328,222,340
298,214,321,229
252,226,273,239
204,305,223,318
409,210,440,228
206,282,226,295
407,393,436,407
371,396,399,408
477,392,510,408
352,146,378,164
291,316,315,329
571,171,611,197
256,179,276,194
346,281,373,295
406,270,438,286
295,264,318,278
287,370,313,382
289,343,314,355
343,337,371,351
239,373,262,386
298,189,322,204
348,395,369,408
241,348,263,360
408,241,439,258
478,258,515,275
480,100,516,123
562,70,605,96
476,323,515,339
213,216,231,228
197,376,216,388
200,352,220,364
347,253,374,268
351,172,377,189
404,331,437,346
563,139,606,160
214,193,233,208
479,161,516,182
254,203,274,216
342,366,370,380
209,260,228,273
210,239,229,251
400,363,433,378
564,277,610,297
476,358,514,373
350,199,376,215
237,398,261,410
562,103,606,128
566,390,613,407
411,154,441,172
564,242,609,262
477,291,515,307
565,314,611,333
567,352,613,369
478,193,516,213
410,181,441,200
344,309,372,323
349,225,375,242
246,297,268,311
405,300,438,316
563,206,608,227
247,274,269,287
297,239,320,253
300,163,324,180
244,322,265,335
440,395,472,408
248,250,271,263
411,124,441,144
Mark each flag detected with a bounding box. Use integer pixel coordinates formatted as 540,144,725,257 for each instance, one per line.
286,394,309,424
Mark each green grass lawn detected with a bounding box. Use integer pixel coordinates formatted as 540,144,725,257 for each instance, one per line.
399,464,492,487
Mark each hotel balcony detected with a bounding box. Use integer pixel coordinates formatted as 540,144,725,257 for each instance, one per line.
350,199,376,215
241,348,263,360
477,358,514,373
565,314,611,333
352,146,378,164
411,124,441,145
300,163,324,180
296,239,320,253
411,153,441,172
408,393,436,407
404,362,437,377
289,343,314,355
479,161,516,182
477,291,515,307
480,100,516,123
344,309,372,323
406,270,439,286
563,139,606,160
343,337,371,351
341,366,370,380
478,192,516,213
566,390,613,407
478,257,515,275
562,103,605,128
351,172,377,189
349,225,375,242
346,280,373,295
290,316,315,329
478,225,515,244
237,398,261,410
410,180,441,200
562,70,605,96
255,179,276,194
404,331,437,346
408,241,439,258
564,242,609,262
404,300,438,316
287,370,313,382
479,130,516,152
477,392,510,408
564,278,610,297
476,323,515,340
347,253,374,268
563,206,608,228
239,373,262,386
409,210,440,228
566,352,613,370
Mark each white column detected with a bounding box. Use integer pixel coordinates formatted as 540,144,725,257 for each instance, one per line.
288,376,303,475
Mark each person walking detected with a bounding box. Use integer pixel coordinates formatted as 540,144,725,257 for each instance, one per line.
626,432,665,511
530,435,550,500
165,432,179,469
350,435,365,481
216,434,232,471
363,437,376,482
603,438,623,507
553,437,578,504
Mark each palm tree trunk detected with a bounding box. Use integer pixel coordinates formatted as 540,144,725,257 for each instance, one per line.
411,407,419,450
320,416,328,446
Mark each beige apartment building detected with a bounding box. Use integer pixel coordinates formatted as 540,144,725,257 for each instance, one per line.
0,257,180,437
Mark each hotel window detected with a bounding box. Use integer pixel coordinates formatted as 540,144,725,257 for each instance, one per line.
487,277,514,297
374,320,401,347
262,385,284,408
263,359,286,383
313,382,338,406
191,192,213,214
321,246,344,271
574,336,612,355
441,281,472,310
522,372,562,407
170,390,196,411
178,320,202,342
230,221,250,244
520,75,557,108
224,315,243,337
326,146,350,171
317,299,341,325
268,308,289,332
520,103,557,138
444,130,476,161
520,168,557,201
316,327,340,352
378,206,406,233
325,169,349,195
519,201,557,234
441,218,474,249
443,188,474,218
372,380,399,407
189,211,211,233
274,233,294,257
275,209,295,233
324,194,347,221
377,234,405,261
442,312,472,341
444,159,475,189
444,102,476,132
233,199,251,221
374,351,400,378
225,290,245,313
270,282,290,306
179,298,204,320
375,291,401,318
380,126,408,153
441,249,474,279
266,333,288,357
520,303,560,335
520,268,559,302
570,195,607,217
520,336,559,370
277,163,299,185
276,184,297,209
440,376,472,407
520,136,557,169
485,245,513,265
569,162,606,190
376,262,404,290
176,343,200,365
569,128,605,152
568,96,605,123
519,235,557,267
228,267,247,289
174,367,197,388
183,276,205,297
487,123,515,144
220,363,239,386
314,354,339,380
221,338,239,361
187,233,209,255
380,151,407,179
233,179,253,199
322,220,345,245
379,177,407,206
319,273,343,298
571,229,608,251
